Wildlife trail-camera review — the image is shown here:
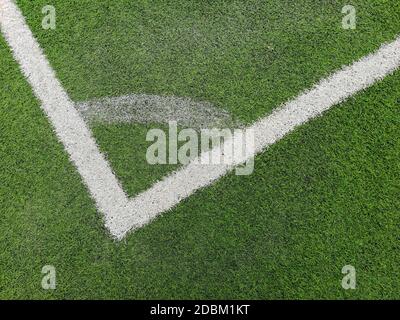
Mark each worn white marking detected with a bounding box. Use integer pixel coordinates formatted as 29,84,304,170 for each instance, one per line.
1,0,400,239
76,94,237,129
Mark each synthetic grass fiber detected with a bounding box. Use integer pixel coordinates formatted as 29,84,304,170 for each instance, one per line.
0,0,399,298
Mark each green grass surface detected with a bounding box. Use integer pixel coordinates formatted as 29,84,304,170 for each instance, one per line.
92,123,187,196
0,1,399,299
16,0,400,195
17,0,400,120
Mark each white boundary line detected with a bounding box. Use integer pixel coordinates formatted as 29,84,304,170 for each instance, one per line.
1,0,400,239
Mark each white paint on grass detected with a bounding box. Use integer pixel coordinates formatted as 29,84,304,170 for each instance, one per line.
76,93,236,128
1,0,400,239
0,0,130,225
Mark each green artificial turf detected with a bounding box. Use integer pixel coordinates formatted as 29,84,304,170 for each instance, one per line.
0,0,399,299
16,0,400,120
16,0,400,195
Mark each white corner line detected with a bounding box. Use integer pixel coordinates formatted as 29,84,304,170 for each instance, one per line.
1,0,400,240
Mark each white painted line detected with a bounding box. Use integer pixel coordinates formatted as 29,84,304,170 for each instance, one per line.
1,0,400,239
0,0,130,224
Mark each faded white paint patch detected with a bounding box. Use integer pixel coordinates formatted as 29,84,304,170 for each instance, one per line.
76,94,237,128
1,0,400,239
